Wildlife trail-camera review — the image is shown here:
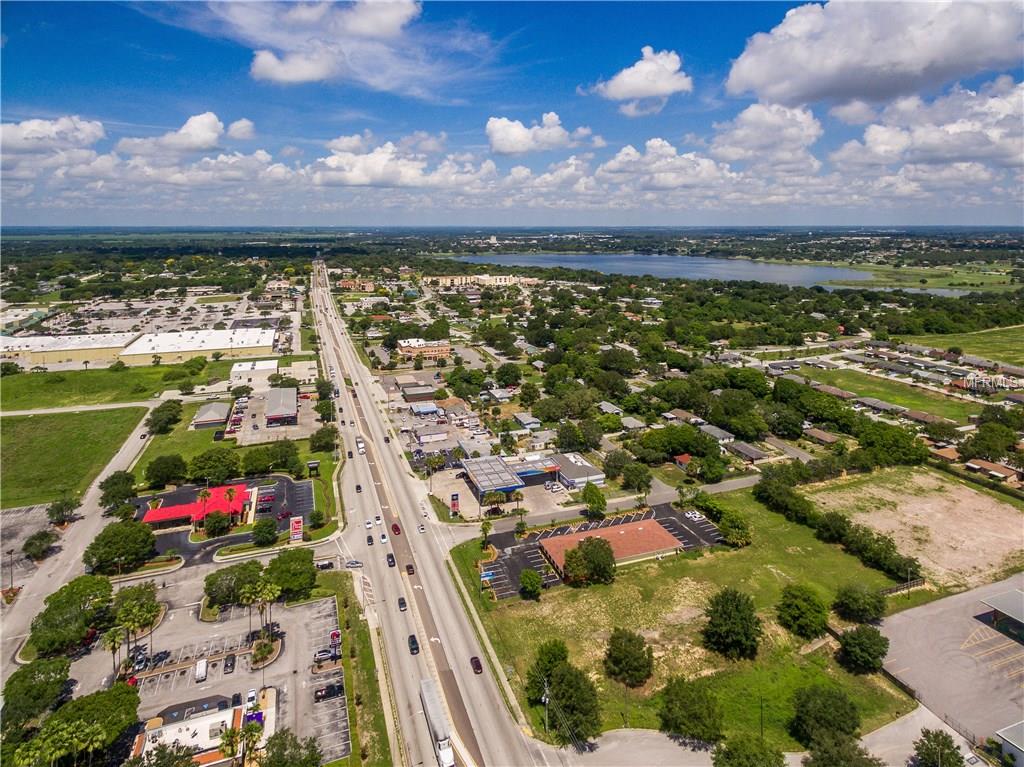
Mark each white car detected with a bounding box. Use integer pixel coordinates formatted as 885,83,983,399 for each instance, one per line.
246,689,258,711
417,524,426,534
364,520,372,530
380,533,389,544
374,515,382,526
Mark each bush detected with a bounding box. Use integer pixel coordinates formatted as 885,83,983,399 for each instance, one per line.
790,685,860,747
838,625,889,673
22,529,58,561
203,512,231,538
832,583,886,623
717,509,752,547
777,584,829,640
309,508,326,529
712,736,785,767
252,519,279,547
519,569,542,600
658,676,723,743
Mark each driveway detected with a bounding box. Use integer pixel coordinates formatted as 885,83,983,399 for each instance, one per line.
765,436,813,464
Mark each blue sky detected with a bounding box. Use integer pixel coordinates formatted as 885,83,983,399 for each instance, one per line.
2,1,1022,226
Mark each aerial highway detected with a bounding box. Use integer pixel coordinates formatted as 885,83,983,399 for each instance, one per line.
310,263,552,767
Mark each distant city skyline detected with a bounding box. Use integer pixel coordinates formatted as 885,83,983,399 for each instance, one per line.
2,1,1022,226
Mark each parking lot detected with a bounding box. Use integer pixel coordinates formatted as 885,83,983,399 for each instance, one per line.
882,574,1024,743
233,391,320,446
304,599,351,762
0,504,55,576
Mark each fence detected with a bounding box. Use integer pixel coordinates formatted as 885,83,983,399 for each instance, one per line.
929,459,1024,503
879,577,926,596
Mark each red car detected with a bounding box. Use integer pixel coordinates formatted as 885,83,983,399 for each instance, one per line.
391,523,401,536
276,511,289,521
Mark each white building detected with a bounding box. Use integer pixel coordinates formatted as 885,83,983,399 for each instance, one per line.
230,359,279,389
120,328,276,364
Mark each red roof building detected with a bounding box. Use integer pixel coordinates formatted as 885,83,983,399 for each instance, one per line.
540,520,681,576
142,483,249,527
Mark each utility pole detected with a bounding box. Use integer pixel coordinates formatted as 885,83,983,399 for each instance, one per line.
6,548,14,592
542,678,550,733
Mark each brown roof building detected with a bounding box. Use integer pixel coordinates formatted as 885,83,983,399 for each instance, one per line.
540,520,681,575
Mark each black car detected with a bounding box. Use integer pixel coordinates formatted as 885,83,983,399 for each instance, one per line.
384,436,390,443
224,654,236,674
231,692,243,707
315,684,344,702
347,450,353,458
315,560,335,571
405,563,415,576
470,656,483,674
356,484,362,493
386,553,396,568
366,535,374,546
408,634,420,655
397,596,407,612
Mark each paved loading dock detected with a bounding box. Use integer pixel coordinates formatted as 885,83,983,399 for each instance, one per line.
882,574,1024,744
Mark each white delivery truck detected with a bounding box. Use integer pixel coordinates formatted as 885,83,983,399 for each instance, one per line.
194,659,208,683
420,679,455,767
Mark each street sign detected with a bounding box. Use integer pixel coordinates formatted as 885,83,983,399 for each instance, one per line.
330,629,341,643
289,516,303,542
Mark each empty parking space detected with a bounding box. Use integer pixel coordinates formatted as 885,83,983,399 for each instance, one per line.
304,598,351,760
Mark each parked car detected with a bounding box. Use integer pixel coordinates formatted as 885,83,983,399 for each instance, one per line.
315,560,335,571
397,596,407,612
313,649,332,663
246,689,258,711
391,523,401,536
470,656,483,674
231,692,243,708
386,554,396,568
408,634,419,655
224,654,236,674
276,511,289,520
315,684,344,702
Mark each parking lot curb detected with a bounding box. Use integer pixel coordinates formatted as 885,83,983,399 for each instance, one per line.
110,556,185,583
211,528,343,563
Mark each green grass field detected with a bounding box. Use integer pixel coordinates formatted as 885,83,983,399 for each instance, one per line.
1,407,146,508
0,359,239,410
902,325,1024,366
452,488,907,749
195,294,241,304
799,366,983,423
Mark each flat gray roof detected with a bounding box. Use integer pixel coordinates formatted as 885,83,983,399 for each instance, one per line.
997,721,1024,751
193,402,231,423
462,456,524,495
266,387,297,418
981,589,1024,624
551,452,604,482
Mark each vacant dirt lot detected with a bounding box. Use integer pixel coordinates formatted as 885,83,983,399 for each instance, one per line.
806,468,1024,588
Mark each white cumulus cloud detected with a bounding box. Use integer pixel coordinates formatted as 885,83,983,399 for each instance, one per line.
116,112,224,156
227,118,255,140
1,116,105,154
486,112,591,155
727,1,1024,106
711,103,823,175
591,46,693,117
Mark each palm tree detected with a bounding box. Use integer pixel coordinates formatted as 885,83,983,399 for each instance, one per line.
219,726,240,767
224,487,237,524
240,721,264,764
262,580,282,636
510,490,524,511
480,519,492,548
196,488,212,531
101,628,123,676
82,723,106,767
240,582,257,638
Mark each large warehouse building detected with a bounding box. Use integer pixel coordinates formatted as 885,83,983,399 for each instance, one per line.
0,332,139,365
119,328,276,365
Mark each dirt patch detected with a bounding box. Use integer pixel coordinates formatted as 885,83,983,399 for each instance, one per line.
807,469,1023,588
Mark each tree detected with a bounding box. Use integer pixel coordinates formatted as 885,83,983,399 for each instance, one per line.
40,682,140,754
832,584,886,623
219,727,240,767
603,627,653,688
495,362,522,387
556,421,586,452
1,361,23,376
22,529,58,561
622,461,652,494
99,471,136,512
803,732,884,767
2,657,71,732
203,511,232,538
309,507,325,528
189,447,241,484
145,400,183,434
253,518,278,546
603,449,632,480
658,676,723,743
790,685,860,746
526,639,568,702
47,496,79,526
259,729,322,767
30,575,112,656
912,728,965,767
315,399,335,422
102,627,123,676
480,519,493,547
83,520,155,574
125,743,198,766
712,736,785,767
579,536,616,584
581,482,607,519
205,561,264,607
240,721,264,764
265,548,316,601
777,584,829,640
717,509,752,547
548,661,602,745
231,385,253,399
702,587,762,660
562,547,589,585
838,625,889,674
519,568,543,600
519,381,540,408
145,454,188,488
310,425,339,452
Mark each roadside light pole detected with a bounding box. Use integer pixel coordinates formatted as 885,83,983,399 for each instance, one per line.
6,548,14,592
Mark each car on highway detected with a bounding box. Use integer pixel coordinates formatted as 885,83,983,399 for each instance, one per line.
406,563,415,576
417,524,426,534
315,560,335,571
349,420,355,426
355,484,362,493
366,535,373,546
374,515,382,525
364,519,372,529
345,560,363,569
380,532,388,544
224,654,236,674
386,553,396,567
391,523,401,536
315,684,344,702
470,656,483,674
408,634,420,655
347,450,353,458
397,596,407,612
384,436,390,443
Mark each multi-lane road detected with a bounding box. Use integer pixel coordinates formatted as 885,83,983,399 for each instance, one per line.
310,263,551,767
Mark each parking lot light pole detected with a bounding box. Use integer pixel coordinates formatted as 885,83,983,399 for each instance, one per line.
6,548,14,592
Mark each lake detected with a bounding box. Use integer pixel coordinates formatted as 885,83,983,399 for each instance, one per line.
457,252,967,295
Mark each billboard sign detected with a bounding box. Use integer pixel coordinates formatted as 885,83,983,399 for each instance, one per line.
451,493,460,514
289,516,303,542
